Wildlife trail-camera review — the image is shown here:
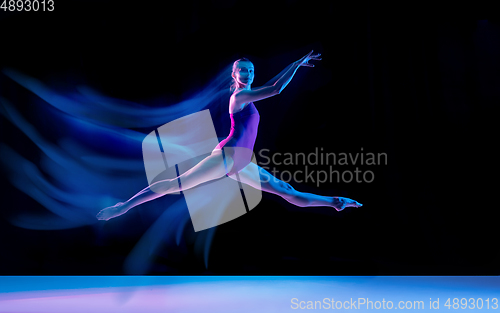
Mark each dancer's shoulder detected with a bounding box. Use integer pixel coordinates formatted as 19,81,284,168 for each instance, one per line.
231,86,278,106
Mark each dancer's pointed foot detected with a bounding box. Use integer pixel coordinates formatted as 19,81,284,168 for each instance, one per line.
332,197,362,212
96,202,128,221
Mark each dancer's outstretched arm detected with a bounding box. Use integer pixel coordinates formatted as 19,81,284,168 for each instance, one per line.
254,50,321,91
274,50,320,93
253,63,295,90
235,50,321,104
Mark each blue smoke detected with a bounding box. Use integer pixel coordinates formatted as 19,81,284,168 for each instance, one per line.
0,65,235,274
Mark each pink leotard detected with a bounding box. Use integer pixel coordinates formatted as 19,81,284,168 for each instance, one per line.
214,102,260,176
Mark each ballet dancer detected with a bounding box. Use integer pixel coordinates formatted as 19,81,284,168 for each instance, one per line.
97,50,362,221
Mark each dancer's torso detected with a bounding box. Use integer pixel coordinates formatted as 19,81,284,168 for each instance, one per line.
216,101,260,150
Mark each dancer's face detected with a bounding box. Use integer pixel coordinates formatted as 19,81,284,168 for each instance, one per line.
232,61,254,87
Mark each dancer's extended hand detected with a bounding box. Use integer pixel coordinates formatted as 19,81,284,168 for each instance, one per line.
296,50,322,67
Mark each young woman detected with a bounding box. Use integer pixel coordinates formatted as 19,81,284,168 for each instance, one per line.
97,50,362,221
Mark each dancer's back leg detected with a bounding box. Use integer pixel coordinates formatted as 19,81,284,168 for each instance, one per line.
97,149,234,220
229,162,361,210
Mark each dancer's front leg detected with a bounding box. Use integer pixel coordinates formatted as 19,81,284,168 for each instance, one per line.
96,178,178,221
97,150,233,221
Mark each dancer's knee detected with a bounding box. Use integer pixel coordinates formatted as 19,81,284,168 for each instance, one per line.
150,178,174,194
224,154,235,174
212,148,234,175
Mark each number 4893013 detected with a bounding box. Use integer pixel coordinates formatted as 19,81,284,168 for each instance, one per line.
1,0,54,11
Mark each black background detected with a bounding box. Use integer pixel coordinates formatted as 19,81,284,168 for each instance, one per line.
0,1,498,275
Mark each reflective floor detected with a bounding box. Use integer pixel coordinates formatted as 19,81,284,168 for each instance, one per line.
0,276,499,312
